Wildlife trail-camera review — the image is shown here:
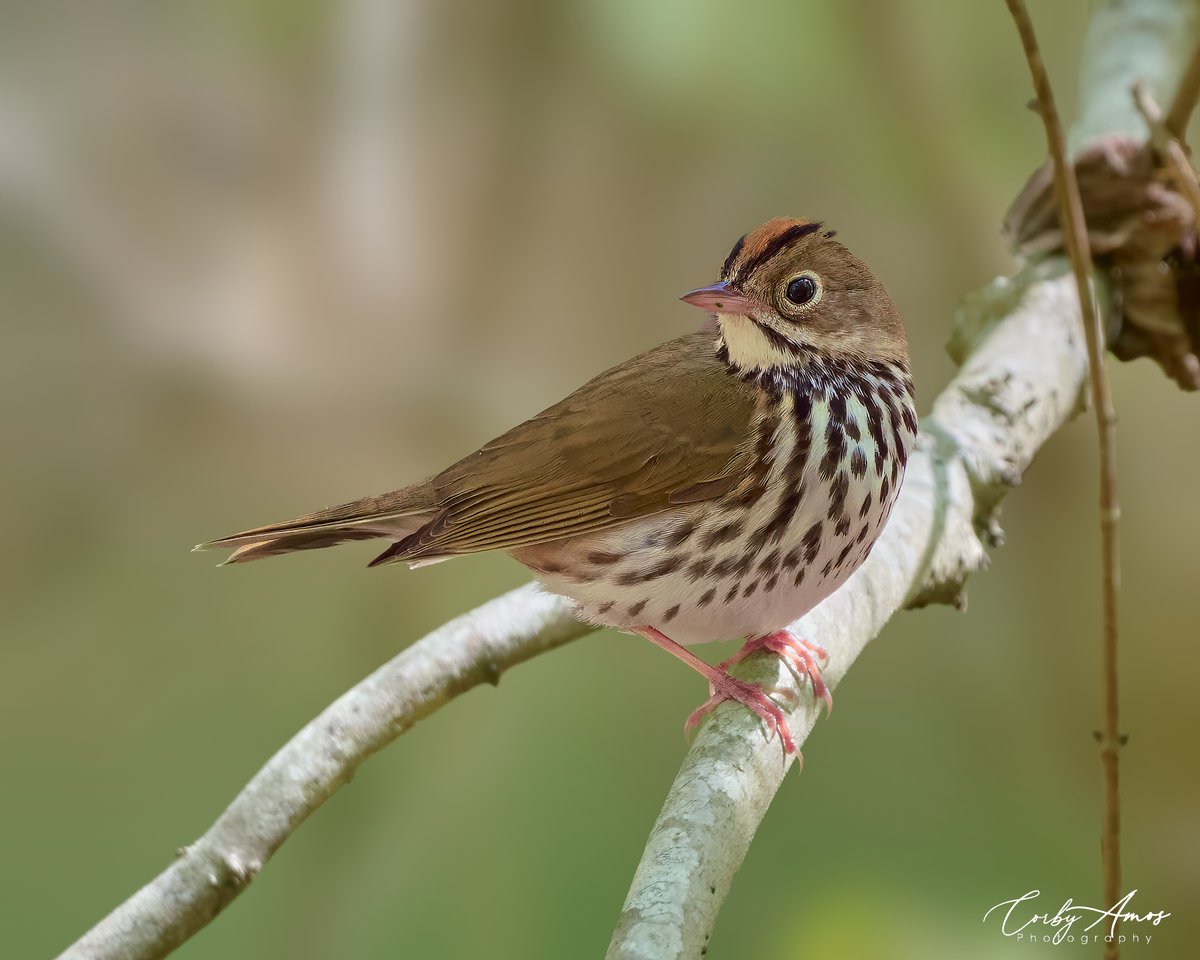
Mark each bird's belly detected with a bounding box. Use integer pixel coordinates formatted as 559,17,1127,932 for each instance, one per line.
515,465,898,646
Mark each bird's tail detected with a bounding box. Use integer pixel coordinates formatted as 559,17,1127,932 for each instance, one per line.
194,485,437,565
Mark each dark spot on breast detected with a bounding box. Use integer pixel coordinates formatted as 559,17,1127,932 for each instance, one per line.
698,587,716,607
749,487,803,552
587,550,622,566
826,472,849,520
856,523,870,543
742,581,758,598
835,516,851,536
664,520,697,549
864,393,884,433
728,483,767,510
880,475,891,503
783,546,803,570
754,414,780,462
864,395,888,473
845,416,861,442
836,542,854,568
820,422,847,481
803,521,823,564
725,583,741,604
828,393,847,425
789,392,813,480
794,567,807,586
850,447,868,479
788,433,811,486
891,422,905,465
662,604,680,623
688,556,713,580
821,559,834,578
859,492,873,518
758,548,781,573
764,574,778,592
701,519,744,550
731,554,753,578
711,556,736,579
628,599,647,618
616,554,684,585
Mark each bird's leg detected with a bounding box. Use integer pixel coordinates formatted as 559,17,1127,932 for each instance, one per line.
718,631,832,716
635,626,796,754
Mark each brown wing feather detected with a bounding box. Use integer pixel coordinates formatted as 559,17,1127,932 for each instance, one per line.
372,332,755,565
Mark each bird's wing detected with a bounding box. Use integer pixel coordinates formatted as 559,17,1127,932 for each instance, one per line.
372,332,756,564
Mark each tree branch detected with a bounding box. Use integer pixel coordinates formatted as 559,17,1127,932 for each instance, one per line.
605,260,1088,960
1070,0,1200,153
1166,37,1200,138
57,586,589,960
606,1,1197,954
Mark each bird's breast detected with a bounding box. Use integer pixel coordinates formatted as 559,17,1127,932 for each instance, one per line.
520,365,917,645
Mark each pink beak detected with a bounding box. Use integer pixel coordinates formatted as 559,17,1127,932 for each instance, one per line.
679,281,758,314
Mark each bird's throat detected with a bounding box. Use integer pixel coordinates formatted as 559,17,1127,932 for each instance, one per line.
715,312,807,373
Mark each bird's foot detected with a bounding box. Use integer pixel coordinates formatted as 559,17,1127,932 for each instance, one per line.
683,675,796,755
636,626,796,754
717,631,832,716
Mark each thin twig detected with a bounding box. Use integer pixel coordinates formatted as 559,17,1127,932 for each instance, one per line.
1134,81,1200,223
1166,39,1200,138
1003,2,1123,957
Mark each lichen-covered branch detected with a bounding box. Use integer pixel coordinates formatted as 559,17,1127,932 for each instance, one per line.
604,262,1087,960
605,2,1197,956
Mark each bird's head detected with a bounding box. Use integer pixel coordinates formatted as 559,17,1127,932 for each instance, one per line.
682,218,908,375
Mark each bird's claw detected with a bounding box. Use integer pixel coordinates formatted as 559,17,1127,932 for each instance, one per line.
684,674,797,755
713,630,833,717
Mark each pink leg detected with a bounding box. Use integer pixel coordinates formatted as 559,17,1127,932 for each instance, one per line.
636,627,796,754
717,631,832,716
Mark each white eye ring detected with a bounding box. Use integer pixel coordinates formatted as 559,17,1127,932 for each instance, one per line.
784,271,822,309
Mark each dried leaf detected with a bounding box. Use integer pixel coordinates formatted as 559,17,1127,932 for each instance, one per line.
1005,134,1200,390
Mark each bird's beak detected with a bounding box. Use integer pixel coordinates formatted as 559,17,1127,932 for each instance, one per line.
680,281,758,314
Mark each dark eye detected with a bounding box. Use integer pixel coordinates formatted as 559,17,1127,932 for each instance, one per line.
785,274,819,306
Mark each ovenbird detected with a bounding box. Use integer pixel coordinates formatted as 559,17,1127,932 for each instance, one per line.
198,218,916,752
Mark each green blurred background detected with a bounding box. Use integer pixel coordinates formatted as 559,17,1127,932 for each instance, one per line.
2,1,1196,957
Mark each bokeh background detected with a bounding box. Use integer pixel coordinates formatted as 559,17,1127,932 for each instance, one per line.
2,1,1197,957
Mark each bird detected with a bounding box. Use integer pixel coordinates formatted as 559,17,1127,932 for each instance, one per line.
197,218,917,753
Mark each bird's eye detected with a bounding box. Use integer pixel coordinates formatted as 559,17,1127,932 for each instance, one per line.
785,273,821,307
